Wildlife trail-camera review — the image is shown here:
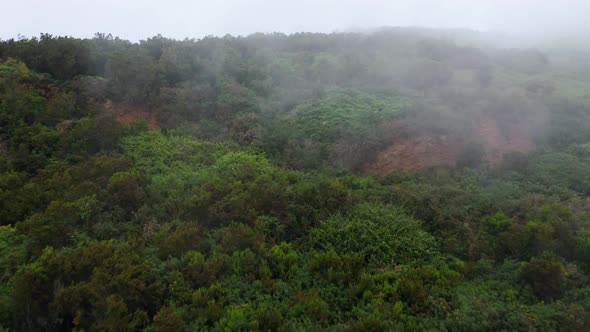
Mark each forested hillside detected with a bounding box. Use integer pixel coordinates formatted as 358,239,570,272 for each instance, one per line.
1,29,590,331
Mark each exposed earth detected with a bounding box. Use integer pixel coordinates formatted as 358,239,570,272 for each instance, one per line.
365,115,535,175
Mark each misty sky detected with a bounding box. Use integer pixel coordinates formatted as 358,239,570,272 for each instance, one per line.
2,0,589,41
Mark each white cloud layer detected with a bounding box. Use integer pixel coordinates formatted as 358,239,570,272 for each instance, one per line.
2,0,589,41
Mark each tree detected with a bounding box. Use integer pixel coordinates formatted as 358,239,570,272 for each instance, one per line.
520,253,566,302
106,48,158,102
153,305,183,332
308,204,436,267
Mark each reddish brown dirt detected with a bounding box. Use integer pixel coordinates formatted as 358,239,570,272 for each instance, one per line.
104,100,158,129
365,134,465,175
365,116,535,175
477,116,534,166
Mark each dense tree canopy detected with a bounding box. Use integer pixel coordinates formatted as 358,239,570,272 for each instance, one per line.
1,28,590,330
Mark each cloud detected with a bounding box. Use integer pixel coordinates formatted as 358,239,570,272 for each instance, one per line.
1,0,589,42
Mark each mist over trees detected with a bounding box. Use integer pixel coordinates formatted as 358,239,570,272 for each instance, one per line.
1,28,590,330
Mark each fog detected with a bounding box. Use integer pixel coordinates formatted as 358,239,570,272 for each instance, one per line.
2,0,589,45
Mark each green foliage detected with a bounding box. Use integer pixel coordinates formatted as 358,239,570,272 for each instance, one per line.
106,47,159,102
479,212,513,259
282,91,410,170
2,31,590,331
576,229,590,265
121,130,225,180
0,226,27,325
529,152,590,195
479,205,581,261
213,151,273,180
288,92,407,142
308,204,436,267
152,305,183,332
520,253,567,302
62,114,124,156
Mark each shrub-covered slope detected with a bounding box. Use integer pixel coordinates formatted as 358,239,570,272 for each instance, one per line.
1,30,590,330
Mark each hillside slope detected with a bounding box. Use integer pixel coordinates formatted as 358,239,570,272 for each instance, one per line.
1,30,590,331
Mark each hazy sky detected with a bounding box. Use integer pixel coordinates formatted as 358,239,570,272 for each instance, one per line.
2,0,589,41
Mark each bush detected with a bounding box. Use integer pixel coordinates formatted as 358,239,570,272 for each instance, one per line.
307,204,436,267
520,253,566,302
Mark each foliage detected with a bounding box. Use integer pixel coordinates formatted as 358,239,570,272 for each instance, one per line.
308,204,436,267
1,30,590,330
